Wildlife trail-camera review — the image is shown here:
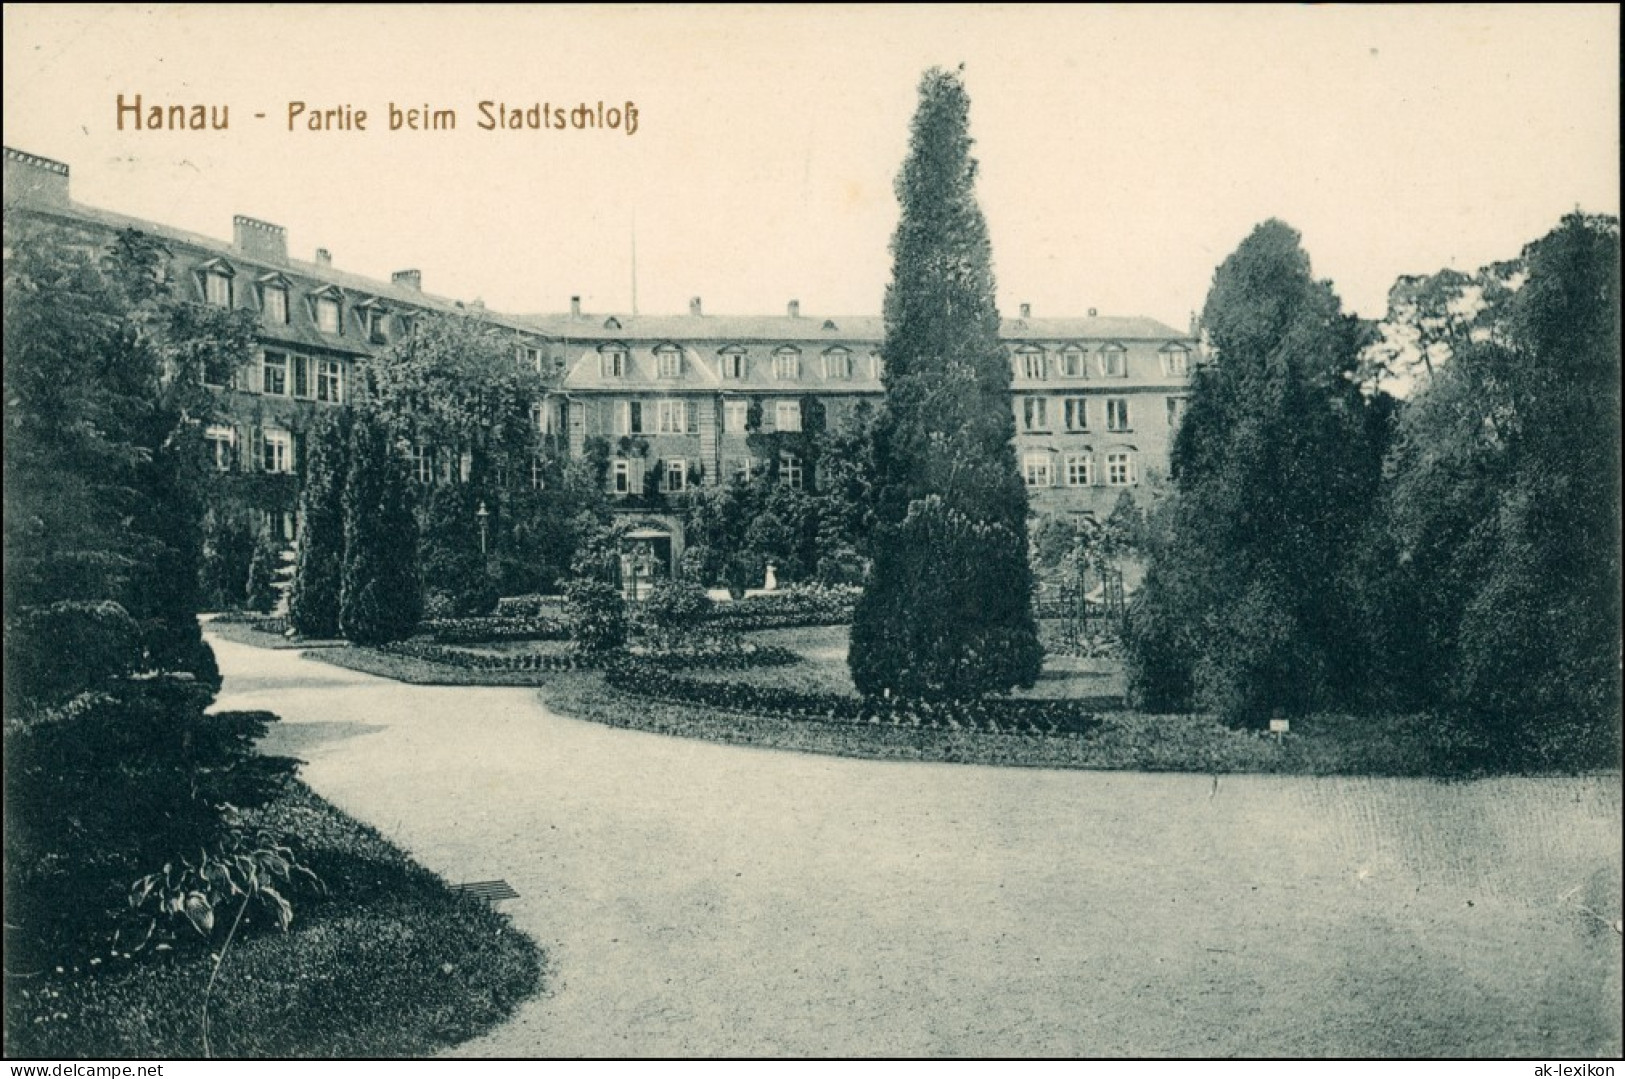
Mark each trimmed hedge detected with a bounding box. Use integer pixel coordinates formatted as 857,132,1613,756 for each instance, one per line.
703,583,859,630
421,614,569,644
211,611,289,634
605,660,1100,736
376,640,593,673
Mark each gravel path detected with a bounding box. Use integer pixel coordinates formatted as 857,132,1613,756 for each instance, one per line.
212,636,1622,1058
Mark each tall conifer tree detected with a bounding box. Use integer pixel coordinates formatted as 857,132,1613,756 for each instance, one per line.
848,66,1042,701
339,407,422,643
288,408,352,637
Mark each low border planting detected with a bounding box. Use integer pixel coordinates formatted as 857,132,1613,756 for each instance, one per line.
421,614,569,644
377,639,594,673
605,660,1100,736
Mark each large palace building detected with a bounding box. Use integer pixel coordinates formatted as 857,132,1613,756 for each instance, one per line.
5,146,1195,553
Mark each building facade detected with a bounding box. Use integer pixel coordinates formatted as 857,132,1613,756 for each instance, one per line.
5,146,1194,569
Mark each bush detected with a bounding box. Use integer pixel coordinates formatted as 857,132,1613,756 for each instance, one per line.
640,580,713,638
244,529,283,614
563,578,626,654
3,601,143,710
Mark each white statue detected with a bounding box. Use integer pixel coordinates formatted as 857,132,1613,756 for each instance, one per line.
763,563,778,591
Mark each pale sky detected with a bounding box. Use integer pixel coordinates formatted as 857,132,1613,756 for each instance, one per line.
4,5,1618,327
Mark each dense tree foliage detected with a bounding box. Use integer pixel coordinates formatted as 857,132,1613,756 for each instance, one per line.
339,407,422,643
1367,213,1620,765
848,66,1043,701
3,220,293,964
287,409,352,637
1125,220,1392,724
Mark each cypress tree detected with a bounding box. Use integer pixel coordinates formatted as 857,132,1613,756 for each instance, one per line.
339,408,422,643
848,66,1042,701
288,409,352,637
1126,220,1387,725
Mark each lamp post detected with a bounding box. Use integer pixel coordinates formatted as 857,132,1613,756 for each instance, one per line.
475,500,489,557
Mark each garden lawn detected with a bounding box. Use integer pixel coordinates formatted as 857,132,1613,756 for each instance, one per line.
4,783,544,1059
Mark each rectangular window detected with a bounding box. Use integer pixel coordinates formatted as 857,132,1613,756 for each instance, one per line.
1166,396,1186,427
730,456,756,483
206,272,232,308
665,458,687,492
724,399,749,434
261,351,288,396
261,428,293,474
516,345,543,371
1064,397,1089,431
412,446,433,485
1064,454,1092,487
824,351,853,379
315,297,341,335
264,286,288,324
317,359,344,403
601,349,627,378
1162,349,1190,377
774,351,800,379
657,399,689,434
206,425,235,471
657,350,683,378
618,400,644,435
612,459,634,495
1021,396,1048,431
1022,452,1053,488
532,400,553,434
775,400,802,432
530,455,547,490
1099,347,1127,378
780,452,804,489
721,352,746,379
1060,349,1086,378
1021,351,1046,380
1107,452,1135,486
1107,398,1131,432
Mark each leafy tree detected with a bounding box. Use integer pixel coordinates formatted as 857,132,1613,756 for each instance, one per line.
288,409,352,637
339,408,422,643
849,66,1043,701
3,220,292,966
200,508,258,611
1125,220,1391,724
1371,213,1620,765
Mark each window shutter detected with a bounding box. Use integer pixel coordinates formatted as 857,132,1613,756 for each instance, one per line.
685,400,696,433
247,427,264,473
616,400,629,435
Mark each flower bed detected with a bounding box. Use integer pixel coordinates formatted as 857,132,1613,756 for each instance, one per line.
210,611,289,633
635,640,800,671
377,639,594,672
493,594,563,618
703,583,859,630
420,614,570,644
605,660,1099,736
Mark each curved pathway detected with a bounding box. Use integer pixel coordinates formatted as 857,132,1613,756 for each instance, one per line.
210,636,1622,1057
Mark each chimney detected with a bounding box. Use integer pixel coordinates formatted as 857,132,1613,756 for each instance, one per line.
787,299,801,318
392,269,422,291
315,247,332,267
1088,307,1098,317
233,215,287,263
689,296,702,317
1019,302,1031,319
1188,310,1199,338
570,295,582,318
3,146,71,207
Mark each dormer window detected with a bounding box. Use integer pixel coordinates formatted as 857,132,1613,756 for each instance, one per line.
311,288,343,335
599,345,628,378
823,348,853,380
719,347,747,379
773,347,801,380
200,261,235,308
655,345,683,378
516,344,544,371
1161,345,1191,377
1098,344,1127,378
262,282,288,324
1016,347,1046,380
1060,346,1087,378
355,300,387,345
